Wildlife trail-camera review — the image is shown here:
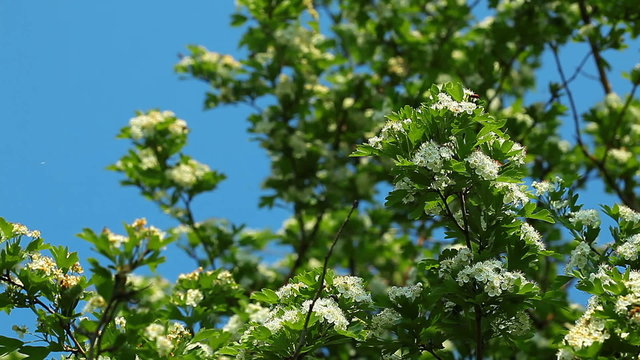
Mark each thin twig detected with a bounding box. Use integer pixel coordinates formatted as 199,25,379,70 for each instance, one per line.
577,0,612,94
1,273,87,357
290,200,359,360
550,44,633,207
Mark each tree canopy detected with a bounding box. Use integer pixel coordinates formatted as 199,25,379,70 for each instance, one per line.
1,0,640,359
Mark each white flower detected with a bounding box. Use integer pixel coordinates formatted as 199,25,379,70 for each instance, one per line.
569,209,601,228
494,182,529,207
439,247,473,278
263,308,301,333
520,223,545,251
531,181,553,196
302,297,349,331
185,289,204,307
618,205,640,223
366,119,410,149
144,323,165,340
430,91,477,115
562,297,609,349
387,282,423,303
27,253,62,278
565,242,591,273
332,276,372,303
456,260,535,297
413,140,453,172
466,151,500,180
608,148,632,163
165,160,210,188
115,316,126,331
223,315,243,334
616,234,640,261
155,335,174,357
138,148,159,170
371,308,402,337
491,311,531,336
185,342,213,356
275,282,308,300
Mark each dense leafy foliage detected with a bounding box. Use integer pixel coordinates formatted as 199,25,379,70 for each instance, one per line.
1,0,640,359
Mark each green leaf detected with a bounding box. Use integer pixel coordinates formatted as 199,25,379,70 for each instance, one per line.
0,218,13,240
250,288,279,304
445,82,464,102
0,336,23,354
15,347,49,360
528,209,555,223
230,13,248,27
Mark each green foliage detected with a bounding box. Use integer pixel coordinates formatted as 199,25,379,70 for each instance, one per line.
2,0,640,359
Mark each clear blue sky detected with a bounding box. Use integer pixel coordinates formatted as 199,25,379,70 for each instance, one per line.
0,0,637,341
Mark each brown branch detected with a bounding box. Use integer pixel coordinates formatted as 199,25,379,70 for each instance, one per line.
550,44,634,207
290,200,359,360
577,0,612,94
1,273,87,357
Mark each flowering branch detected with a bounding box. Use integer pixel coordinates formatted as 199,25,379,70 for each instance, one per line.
290,200,359,360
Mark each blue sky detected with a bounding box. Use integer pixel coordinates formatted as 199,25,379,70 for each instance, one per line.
0,0,638,342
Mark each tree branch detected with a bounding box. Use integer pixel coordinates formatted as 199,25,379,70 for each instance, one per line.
290,200,359,360
577,0,612,94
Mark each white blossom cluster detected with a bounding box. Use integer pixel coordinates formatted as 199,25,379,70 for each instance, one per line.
27,253,83,288
367,119,411,149
370,308,402,337
177,46,241,69
466,151,500,180
565,242,591,273
520,223,546,251
494,182,529,207
223,303,271,335
103,228,128,248
302,297,349,331
144,323,173,356
456,260,535,297
412,140,453,172
129,110,187,140
333,276,372,303
561,297,609,351
490,311,531,336
508,142,527,165
11,223,40,238
394,177,416,204
614,271,640,324
387,282,423,304
263,307,301,333
275,282,308,300
618,205,640,223
430,92,477,115
568,209,601,228
531,181,553,196
588,265,615,287
182,289,204,307
439,247,473,278
138,148,159,170
114,316,126,331
616,234,640,261
165,160,211,188
608,148,633,163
